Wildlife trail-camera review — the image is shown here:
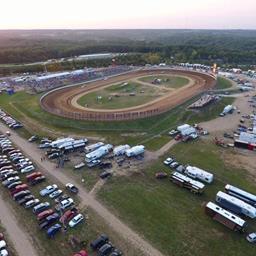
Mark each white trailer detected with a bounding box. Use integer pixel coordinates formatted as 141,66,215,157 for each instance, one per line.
125,145,145,157
177,124,190,133
51,138,74,148
85,144,113,162
85,142,104,153
216,191,256,219
225,184,256,207
205,202,246,232
58,139,87,151
113,145,130,156
185,166,214,184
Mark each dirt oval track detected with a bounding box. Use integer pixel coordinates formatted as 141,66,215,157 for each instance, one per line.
40,69,217,121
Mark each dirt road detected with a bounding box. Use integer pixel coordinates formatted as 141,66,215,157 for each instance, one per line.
0,193,39,256
0,123,164,256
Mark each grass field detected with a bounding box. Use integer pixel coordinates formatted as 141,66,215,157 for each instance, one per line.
98,140,256,256
77,81,165,109
139,75,189,89
216,77,233,90
0,91,235,150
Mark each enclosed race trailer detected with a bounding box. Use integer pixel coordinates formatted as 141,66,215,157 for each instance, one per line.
216,191,256,218
185,166,214,184
85,142,104,153
85,144,113,162
225,184,256,207
205,202,246,232
113,145,130,156
51,138,74,148
125,145,145,157
170,172,205,194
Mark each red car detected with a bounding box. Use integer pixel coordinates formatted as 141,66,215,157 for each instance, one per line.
10,183,29,196
73,250,88,256
175,134,182,141
26,172,42,182
37,209,54,221
155,172,168,179
60,208,78,224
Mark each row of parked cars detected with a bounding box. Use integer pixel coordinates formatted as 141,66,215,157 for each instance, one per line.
0,233,9,256
0,109,23,129
89,234,122,256
0,133,84,240
155,157,183,179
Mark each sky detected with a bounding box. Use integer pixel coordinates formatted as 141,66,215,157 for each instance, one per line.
0,0,255,29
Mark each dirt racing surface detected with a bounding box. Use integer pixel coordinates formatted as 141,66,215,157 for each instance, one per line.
41,69,216,121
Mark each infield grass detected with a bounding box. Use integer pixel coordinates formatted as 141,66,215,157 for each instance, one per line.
139,75,189,89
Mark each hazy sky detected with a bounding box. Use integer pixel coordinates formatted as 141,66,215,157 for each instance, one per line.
1,0,255,29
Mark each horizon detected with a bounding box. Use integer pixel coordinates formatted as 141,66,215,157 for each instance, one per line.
1,0,255,30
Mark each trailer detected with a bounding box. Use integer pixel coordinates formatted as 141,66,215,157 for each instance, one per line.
113,145,130,156
85,144,113,163
225,184,256,207
85,142,104,153
125,145,145,157
170,172,205,194
185,166,214,184
205,202,246,232
216,191,256,218
51,138,75,148
58,139,87,152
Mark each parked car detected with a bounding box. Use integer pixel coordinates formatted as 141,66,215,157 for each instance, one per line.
11,184,29,196
170,162,179,169
99,162,112,169
3,176,20,187
20,165,35,174
69,213,84,228
90,234,109,250
28,135,39,142
55,194,69,204
72,250,88,256
17,195,35,205
40,184,58,196
24,199,40,209
26,172,42,182
163,158,173,165
0,248,8,256
39,213,59,230
33,202,50,214
7,181,22,190
155,172,168,179
98,243,114,256
110,249,122,256
87,159,101,168
47,224,62,238
65,183,79,194
99,171,112,179
1,171,18,181
59,207,78,224
37,209,55,221
246,232,256,243
48,153,60,160
30,176,46,186
59,198,74,211
168,130,179,136
0,240,6,250
49,189,63,199
13,190,31,201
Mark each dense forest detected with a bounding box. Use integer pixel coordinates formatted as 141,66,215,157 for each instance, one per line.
0,30,256,69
